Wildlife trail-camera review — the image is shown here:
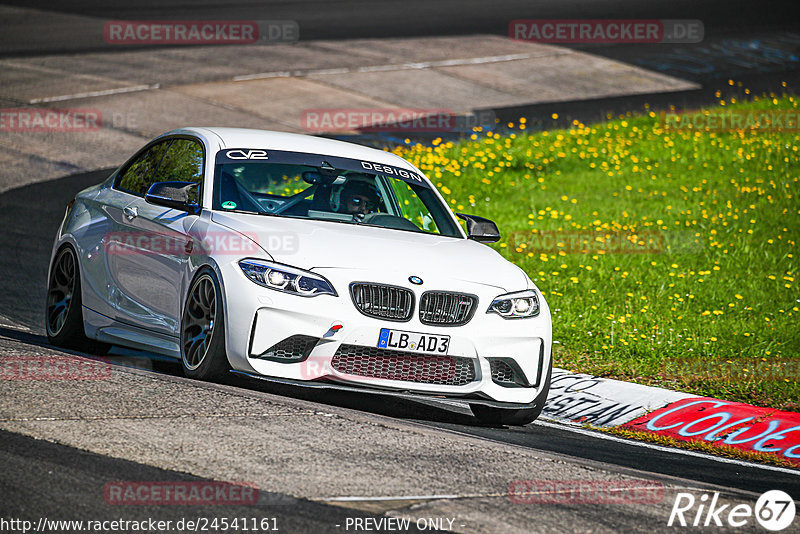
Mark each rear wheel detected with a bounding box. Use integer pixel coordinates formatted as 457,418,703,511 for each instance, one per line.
180,270,229,380
45,245,110,354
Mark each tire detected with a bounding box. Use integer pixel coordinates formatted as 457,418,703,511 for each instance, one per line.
470,364,552,426
45,245,110,355
180,269,230,380
470,405,542,426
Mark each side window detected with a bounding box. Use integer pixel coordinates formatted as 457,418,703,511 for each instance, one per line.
151,139,204,203
116,140,171,196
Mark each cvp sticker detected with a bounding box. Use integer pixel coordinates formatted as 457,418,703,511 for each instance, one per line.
225,149,268,160
222,201,237,210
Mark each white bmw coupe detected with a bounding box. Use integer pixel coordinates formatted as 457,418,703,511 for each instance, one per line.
47,128,552,424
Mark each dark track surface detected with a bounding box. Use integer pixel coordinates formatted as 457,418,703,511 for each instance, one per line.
4,0,798,40
2,0,799,64
0,428,424,532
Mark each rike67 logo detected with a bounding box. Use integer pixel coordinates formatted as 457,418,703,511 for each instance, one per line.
669,490,795,531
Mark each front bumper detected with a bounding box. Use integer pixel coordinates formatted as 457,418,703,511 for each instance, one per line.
220,263,553,406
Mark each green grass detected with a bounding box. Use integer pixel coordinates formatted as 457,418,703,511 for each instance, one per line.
393,90,800,411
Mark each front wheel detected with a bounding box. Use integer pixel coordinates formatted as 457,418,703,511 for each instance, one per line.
45,245,110,354
470,405,543,426
180,269,230,380
470,365,552,426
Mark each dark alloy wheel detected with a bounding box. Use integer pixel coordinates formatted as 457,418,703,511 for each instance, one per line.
46,246,77,338
45,245,110,354
181,270,229,380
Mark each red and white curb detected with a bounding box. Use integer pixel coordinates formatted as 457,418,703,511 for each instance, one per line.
544,369,800,466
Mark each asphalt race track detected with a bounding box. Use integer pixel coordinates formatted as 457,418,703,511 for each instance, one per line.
0,429,405,533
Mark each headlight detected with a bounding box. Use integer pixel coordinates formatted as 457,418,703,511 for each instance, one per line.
238,259,337,297
487,289,540,318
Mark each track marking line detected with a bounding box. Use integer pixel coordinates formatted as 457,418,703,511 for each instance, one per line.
28,84,160,104
324,494,463,502
0,314,31,332
534,419,800,476
320,482,711,503
21,50,571,103
232,52,544,82
0,411,328,422
3,60,134,86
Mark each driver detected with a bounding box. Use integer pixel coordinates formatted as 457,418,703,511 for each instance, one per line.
337,178,381,216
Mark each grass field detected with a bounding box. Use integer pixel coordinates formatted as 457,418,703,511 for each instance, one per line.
393,89,800,411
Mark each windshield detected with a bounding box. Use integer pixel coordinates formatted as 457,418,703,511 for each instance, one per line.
212,149,461,237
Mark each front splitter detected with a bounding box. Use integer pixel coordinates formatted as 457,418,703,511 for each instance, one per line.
230,370,540,410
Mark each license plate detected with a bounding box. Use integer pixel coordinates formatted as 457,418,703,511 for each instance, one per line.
377,328,450,355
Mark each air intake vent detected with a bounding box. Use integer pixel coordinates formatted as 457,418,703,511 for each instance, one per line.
253,335,318,362
488,358,530,387
350,283,414,321
419,291,477,326
332,344,476,386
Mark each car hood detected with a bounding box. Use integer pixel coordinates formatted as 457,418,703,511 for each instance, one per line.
210,211,529,291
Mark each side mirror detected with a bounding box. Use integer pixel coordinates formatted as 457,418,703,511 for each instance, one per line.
145,181,200,214
457,213,501,243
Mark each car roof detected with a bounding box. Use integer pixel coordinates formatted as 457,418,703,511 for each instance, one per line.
165,127,420,173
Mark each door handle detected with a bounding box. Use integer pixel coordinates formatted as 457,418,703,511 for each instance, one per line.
123,206,138,220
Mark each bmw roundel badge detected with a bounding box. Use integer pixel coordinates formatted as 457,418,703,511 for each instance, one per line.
409,276,423,285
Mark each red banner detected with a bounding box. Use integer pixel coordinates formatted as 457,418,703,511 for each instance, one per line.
623,398,800,464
